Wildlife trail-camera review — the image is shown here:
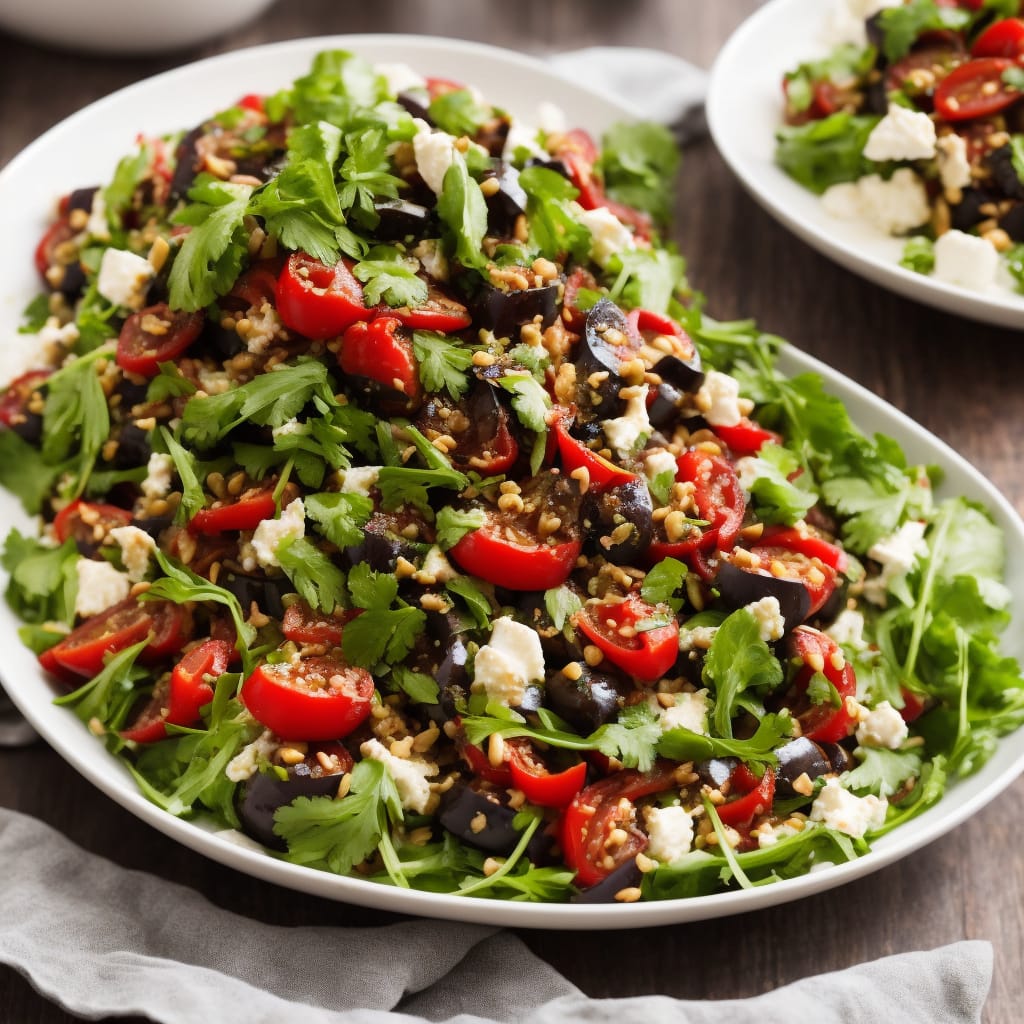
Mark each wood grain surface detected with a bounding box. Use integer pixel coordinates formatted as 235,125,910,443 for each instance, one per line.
0,1,1021,1021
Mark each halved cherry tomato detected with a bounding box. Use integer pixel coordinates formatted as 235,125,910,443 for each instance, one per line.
121,638,234,743
627,308,699,363
339,316,420,400
189,489,277,535
757,526,848,573
54,500,132,548
506,739,587,808
281,601,354,646
576,593,679,682
228,261,281,308
34,217,77,282
676,449,746,551
714,417,783,457
275,252,369,339
450,525,581,591
553,413,637,492
458,734,515,787
561,765,677,887
787,627,857,743
237,93,266,113
40,598,189,679
388,286,472,332
240,655,374,741
0,369,50,430
425,76,465,99
934,57,1021,120
116,303,205,377
561,266,600,330
899,687,929,724
745,530,844,620
971,18,1024,58
716,763,776,829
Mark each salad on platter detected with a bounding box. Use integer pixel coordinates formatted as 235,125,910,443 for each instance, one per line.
776,0,1024,296
2,48,1023,906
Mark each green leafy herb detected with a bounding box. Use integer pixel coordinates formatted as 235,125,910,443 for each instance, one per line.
436,149,489,271
276,536,348,613
19,294,51,333
0,430,64,514
353,246,428,307
640,557,689,612
337,127,406,231
544,585,583,632
445,576,492,630
497,373,550,433
428,89,492,138
389,665,439,704
435,505,485,549
741,443,818,525
607,247,687,316
656,712,792,769
54,637,148,732
103,141,152,229
783,44,876,114
845,746,922,797
412,330,475,398
878,1,971,62
147,362,198,402
598,121,680,226
159,427,203,522
900,236,936,275
342,563,427,668
2,531,78,625
775,113,880,194
305,491,373,548
517,166,592,263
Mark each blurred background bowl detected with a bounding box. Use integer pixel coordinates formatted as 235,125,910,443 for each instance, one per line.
0,0,279,54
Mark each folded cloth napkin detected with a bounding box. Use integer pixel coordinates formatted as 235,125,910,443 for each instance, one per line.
0,808,993,1023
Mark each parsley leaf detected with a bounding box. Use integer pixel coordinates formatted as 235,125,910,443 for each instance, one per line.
1,531,78,626
103,141,152,229
845,747,922,798
342,563,427,668
435,505,485,549
900,235,936,275
168,175,253,311
147,362,197,402
517,166,591,263
589,703,663,771
275,536,348,613
437,149,489,271
389,665,439,704
337,127,406,230
0,430,64,514
598,122,680,227
497,373,550,433
878,1,970,62
607,247,687,316
353,247,428,307
412,330,475,399
776,113,880,194
656,712,793,769
445,576,492,630
640,557,689,612
742,443,819,525
782,44,876,115
544,585,583,632
304,491,373,548
428,89,492,137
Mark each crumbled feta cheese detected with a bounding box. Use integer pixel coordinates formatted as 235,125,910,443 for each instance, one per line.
74,558,131,617
375,61,427,96
826,608,869,651
576,205,635,267
412,119,458,195
243,303,286,355
271,419,306,440
695,370,743,427
745,596,786,643
643,447,678,484
251,498,305,569
108,525,156,583
96,247,154,310
822,0,901,46
415,545,458,585
197,367,232,395
935,134,971,192
658,689,709,734
756,821,801,849
678,624,719,652
85,192,110,242
473,616,546,708
238,538,258,574
225,730,279,783
338,466,381,496
856,700,909,750
360,738,437,813
503,119,545,162
810,777,887,838
863,519,928,606
864,104,936,162
141,453,174,499
601,384,651,458
821,169,930,235
537,101,567,135
412,238,449,282
933,229,1000,292
643,805,694,863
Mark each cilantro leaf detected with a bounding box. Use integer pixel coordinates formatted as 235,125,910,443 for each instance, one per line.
544,585,583,632
598,121,680,227
589,703,662,771
353,247,428,307
640,557,689,612
337,127,405,230
436,150,489,271
656,712,793,769
775,113,880,195
275,536,348,614
607,247,688,316
103,141,152,229
517,166,591,263
342,563,427,667
878,1,970,62
741,443,818,525
435,505,485,549
782,44,876,115
1,531,78,626
412,331,475,398
304,491,373,548
147,362,197,403
428,89,492,138
168,175,253,311
389,665,439,705
497,373,550,433
845,747,922,798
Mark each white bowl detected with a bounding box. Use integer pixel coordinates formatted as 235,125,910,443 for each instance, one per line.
0,0,279,55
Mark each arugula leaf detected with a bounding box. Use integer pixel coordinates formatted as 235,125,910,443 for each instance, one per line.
19,294,51,333
901,236,936,275
640,557,689,612
353,247,428,307
0,429,64,514
517,166,591,263
275,536,348,614
54,637,148,732
445,576,492,630
168,175,253,311
598,121,680,227
389,665,439,704
435,505,485,549
1,531,78,626
160,427,203,522
304,491,373,548
775,113,880,194
437,150,489,271
656,712,792,768
702,609,783,738
412,330,475,398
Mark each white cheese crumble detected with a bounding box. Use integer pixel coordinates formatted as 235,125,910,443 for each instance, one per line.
108,525,156,583
935,134,972,192
863,519,928,606
415,545,458,585
503,118,545,162
537,100,567,135
863,103,937,163
74,558,131,617
197,367,233,396
251,497,306,569
643,805,694,863
360,738,438,813
85,192,111,242
856,700,909,750
810,777,887,838
694,369,743,427
756,821,801,849
375,61,427,96
412,238,450,282
38,317,81,354
656,689,709,734
338,465,381,496
643,447,678,484
141,453,174,499
225,730,279,783
473,616,546,708
933,229,1000,292
96,247,154,310
745,596,786,643
243,303,287,355
411,119,458,195
826,608,869,651
576,205,635,267
601,384,651,458
271,419,306,440
821,168,930,235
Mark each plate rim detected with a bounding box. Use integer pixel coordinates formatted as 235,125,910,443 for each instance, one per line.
2,32,1024,930
706,0,1024,331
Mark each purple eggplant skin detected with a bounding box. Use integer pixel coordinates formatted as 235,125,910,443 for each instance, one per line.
472,281,561,338
482,160,527,235
773,738,832,799
575,299,635,417
581,477,654,565
439,783,522,854
647,381,686,430
239,761,347,850
112,423,152,469
819,741,856,775
545,665,628,735
715,560,811,633
570,858,643,903
219,570,292,620
397,89,432,122
67,186,99,214
653,352,704,394
696,757,737,790
169,124,206,204
373,198,434,240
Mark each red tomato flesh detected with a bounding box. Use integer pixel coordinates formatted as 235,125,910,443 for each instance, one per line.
276,252,369,339
116,303,205,377
576,593,679,682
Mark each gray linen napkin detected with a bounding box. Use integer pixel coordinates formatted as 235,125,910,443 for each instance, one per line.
0,808,993,1024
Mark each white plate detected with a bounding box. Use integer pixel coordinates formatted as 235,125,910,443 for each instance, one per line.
707,0,1024,330
2,35,1024,929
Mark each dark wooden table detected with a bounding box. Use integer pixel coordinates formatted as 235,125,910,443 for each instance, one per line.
1,1,1021,1021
